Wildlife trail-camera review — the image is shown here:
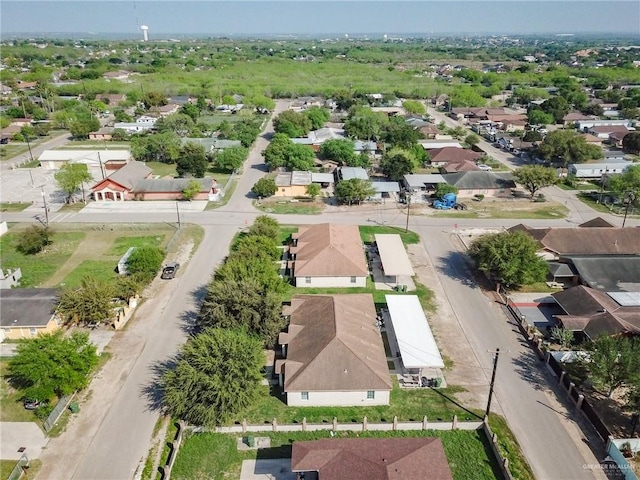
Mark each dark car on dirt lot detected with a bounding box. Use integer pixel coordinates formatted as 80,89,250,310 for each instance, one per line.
161,262,180,279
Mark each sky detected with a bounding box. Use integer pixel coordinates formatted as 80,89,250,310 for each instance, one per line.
1,1,639,37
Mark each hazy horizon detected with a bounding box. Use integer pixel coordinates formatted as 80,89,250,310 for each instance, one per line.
2,1,639,38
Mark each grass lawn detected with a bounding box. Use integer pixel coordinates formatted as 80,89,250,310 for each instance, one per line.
17,158,41,168
256,199,323,215
359,225,420,245
557,181,599,191
0,459,42,479
577,192,639,219
0,144,28,160
513,282,560,294
145,162,178,177
172,429,501,480
205,166,231,186
60,260,119,288
57,202,87,212
283,277,436,312
433,200,569,219
107,235,169,256
231,379,479,426
0,202,31,212
199,112,256,126
489,416,535,480
0,230,86,287
59,141,131,148
277,226,298,245
0,360,38,423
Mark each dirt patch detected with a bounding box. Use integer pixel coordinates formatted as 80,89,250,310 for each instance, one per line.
407,241,491,412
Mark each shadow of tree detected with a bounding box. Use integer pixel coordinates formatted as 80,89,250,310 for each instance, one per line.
140,356,176,413
179,283,208,336
434,250,482,289
510,351,552,393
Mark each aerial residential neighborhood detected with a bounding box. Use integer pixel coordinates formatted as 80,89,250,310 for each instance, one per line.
0,2,639,480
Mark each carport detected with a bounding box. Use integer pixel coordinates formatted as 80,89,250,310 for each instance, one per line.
374,234,414,283
385,295,444,380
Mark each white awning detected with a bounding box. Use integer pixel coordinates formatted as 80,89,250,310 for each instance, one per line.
385,295,444,369
374,234,414,277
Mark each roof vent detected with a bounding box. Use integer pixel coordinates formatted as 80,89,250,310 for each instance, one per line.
343,369,348,374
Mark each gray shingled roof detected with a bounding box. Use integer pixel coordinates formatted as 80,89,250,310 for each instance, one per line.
568,256,640,292
104,161,152,190
0,289,58,328
444,171,515,190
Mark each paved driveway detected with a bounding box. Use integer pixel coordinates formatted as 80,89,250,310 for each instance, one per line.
0,422,48,460
240,459,297,480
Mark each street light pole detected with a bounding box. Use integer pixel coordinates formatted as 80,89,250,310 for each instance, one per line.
40,187,49,227
176,202,181,230
405,194,411,233
485,348,500,419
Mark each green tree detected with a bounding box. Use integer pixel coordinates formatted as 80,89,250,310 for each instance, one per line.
380,148,416,181
450,86,486,107
57,277,115,325
402,100,426,116
214,146,248,172
608,164,640,208
68,117,100,139
468,231,548,290
155,113,195,137
54,163,92,204
523,130,543,142
583,336,640,398
180,103,200,122
344,107,388,141
273,110,312,137
304,106,330,130
539,96,570,124
306,183,321,198
513,165,558,199
233,235,281,261
126,246,164,282
319,138,357,166
435,183,459,197
335,178,376,205
550,326,573,349
383,116,422,147
182,179,202,201
142,91,168,109
199,277,286,345
247,215,280,242
464,133,480,147
538,130,603,169
131,131,181,164
161,328,263,426
176,142,208,177
8,331,99,400
16,225,51,255
527,109,554,126
230,119,261,147
283,143,315,171
263,133,292,170
622,132,640,155
251,177,277,198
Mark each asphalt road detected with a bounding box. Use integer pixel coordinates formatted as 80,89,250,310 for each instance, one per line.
0,131,72,171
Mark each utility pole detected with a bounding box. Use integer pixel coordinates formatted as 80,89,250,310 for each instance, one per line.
97,152,106,180
40,187,49,227
622,192,635,228
24,133,34,165
404,194,411,233
176,202,181,230
485,348,500,419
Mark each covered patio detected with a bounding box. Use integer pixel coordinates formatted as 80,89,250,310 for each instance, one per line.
384,295,445,388
371,234,415,290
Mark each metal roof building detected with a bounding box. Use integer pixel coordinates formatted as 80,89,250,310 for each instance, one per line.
374,234,414,277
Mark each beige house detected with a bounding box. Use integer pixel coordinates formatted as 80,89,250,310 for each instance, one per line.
289,224,369,287
1,289,61,341
276,294,393,406
274,171,312,197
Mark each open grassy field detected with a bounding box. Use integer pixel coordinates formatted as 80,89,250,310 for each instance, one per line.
432,199,569,219
256,199,323,215
60,260,119,288
0,459,42,479
0,229,86,287
0,144,28,160
172,429,500,480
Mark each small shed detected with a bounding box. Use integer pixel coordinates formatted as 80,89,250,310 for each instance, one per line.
374,234,414,282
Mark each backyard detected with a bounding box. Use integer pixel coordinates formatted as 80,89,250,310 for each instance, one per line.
171,429,502,480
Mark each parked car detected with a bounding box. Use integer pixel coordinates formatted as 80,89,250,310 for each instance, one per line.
477,164,493,171
161,262,180,279
24,399,41,410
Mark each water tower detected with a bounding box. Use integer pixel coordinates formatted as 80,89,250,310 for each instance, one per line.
140,25,149,42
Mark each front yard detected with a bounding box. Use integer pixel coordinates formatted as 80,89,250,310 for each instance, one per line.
431,197,569,219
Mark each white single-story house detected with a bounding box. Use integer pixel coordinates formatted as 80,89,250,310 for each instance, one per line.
276,294,392,406
568,161,632,178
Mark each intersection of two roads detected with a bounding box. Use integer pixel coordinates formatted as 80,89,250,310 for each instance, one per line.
1,101,634,479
